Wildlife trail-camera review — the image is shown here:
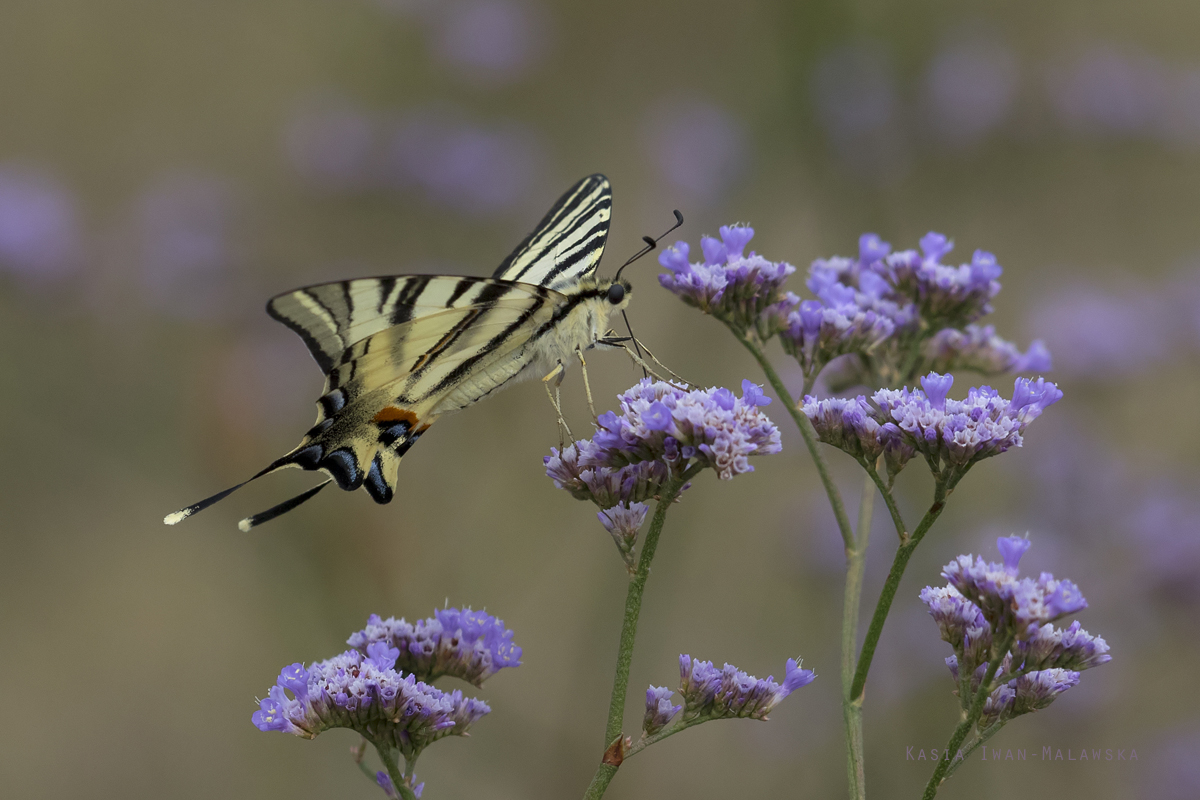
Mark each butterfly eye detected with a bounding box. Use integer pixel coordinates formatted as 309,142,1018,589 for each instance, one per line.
607,283,626,304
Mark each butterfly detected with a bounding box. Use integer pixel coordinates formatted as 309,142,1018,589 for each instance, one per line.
165,174,674,531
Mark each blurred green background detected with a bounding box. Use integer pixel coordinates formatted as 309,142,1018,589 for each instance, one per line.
2,1,1197,798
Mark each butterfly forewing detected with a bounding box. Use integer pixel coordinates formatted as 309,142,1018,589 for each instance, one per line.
268,275,534,373
492,173,611,292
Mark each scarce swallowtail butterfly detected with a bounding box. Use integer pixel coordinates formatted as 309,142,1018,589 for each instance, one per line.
166,174,655,531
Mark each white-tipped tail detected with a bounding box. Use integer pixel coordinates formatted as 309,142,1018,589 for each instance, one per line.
163,509,191,526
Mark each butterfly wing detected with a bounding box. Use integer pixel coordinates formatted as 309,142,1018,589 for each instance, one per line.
166,174,612,530
492,173,611,291
166,276,562,529
288,279,562,498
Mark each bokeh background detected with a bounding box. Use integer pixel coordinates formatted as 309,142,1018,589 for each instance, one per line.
2,1,1197,798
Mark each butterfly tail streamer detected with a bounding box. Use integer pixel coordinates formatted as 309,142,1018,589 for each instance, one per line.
238,480,334,532
162,454,298,526
164,416,427,528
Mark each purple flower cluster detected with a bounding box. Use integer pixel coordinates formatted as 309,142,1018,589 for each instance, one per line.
775,289,900,379
347,608,522,688
803,372,1061,483
771,231,1048,389
921,536,1110,726
658,225,1053,390
925,324,1052,376
874,233,1003,326
251,648,491,758
545,379,781,510
772,233,920,378
658,225,796,335
666,655,816,725
955,662,1083,727
942,539,1088,634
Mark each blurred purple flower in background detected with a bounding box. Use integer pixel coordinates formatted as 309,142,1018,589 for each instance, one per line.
283,98,545,213
387,107,545,214
813,42,907,177
217,334,320,433
431,0,549,85
137,172,237,319
1124,485,1200,601
0,162,80,281
371,0,437,17
641,97,748,206
1027,283,1170,376
922,32,1019,148
1162,69,1200,148
1149,725,1200,800
1166,266,1200,348
1046,44,1170,138
285,95,378,192
371,0,549,86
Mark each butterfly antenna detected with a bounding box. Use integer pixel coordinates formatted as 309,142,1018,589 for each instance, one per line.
614,209,683,281
238,480,333,532
614,209,683,378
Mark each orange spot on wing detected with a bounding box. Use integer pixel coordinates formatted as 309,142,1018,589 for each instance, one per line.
373,407,419,426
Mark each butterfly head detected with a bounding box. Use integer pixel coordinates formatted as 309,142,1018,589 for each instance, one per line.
604,277,632,309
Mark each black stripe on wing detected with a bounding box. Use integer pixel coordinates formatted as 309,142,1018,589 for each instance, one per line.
493,174,611,290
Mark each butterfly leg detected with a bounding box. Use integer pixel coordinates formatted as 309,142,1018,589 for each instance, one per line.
575,345,599,423
542,360,574,446
606,340,691,388
631,337,694,387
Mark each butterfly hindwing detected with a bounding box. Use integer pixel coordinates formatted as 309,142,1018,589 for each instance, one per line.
274,278,563,505
492,173,611,292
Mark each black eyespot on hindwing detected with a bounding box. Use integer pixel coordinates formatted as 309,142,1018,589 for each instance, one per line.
364,454,394,505
321,448,362,490
291,444,324,470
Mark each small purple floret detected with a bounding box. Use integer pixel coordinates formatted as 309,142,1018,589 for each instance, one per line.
996,536,1031,572
643,685,683,736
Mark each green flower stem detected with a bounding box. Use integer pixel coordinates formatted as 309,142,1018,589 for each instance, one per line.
857,457,907,540
922,635,1014,800
373,742,417,800
733,331,856,552
940,721,1008,783
848,485,947,703
624,718,695,758
352,739,376,782
584,464,703,800
841,469,876,800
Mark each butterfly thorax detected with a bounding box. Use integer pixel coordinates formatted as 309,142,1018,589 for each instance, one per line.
432,276,632,415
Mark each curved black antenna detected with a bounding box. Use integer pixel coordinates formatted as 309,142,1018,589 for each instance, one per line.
614,209,684,282
613,210,684,377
